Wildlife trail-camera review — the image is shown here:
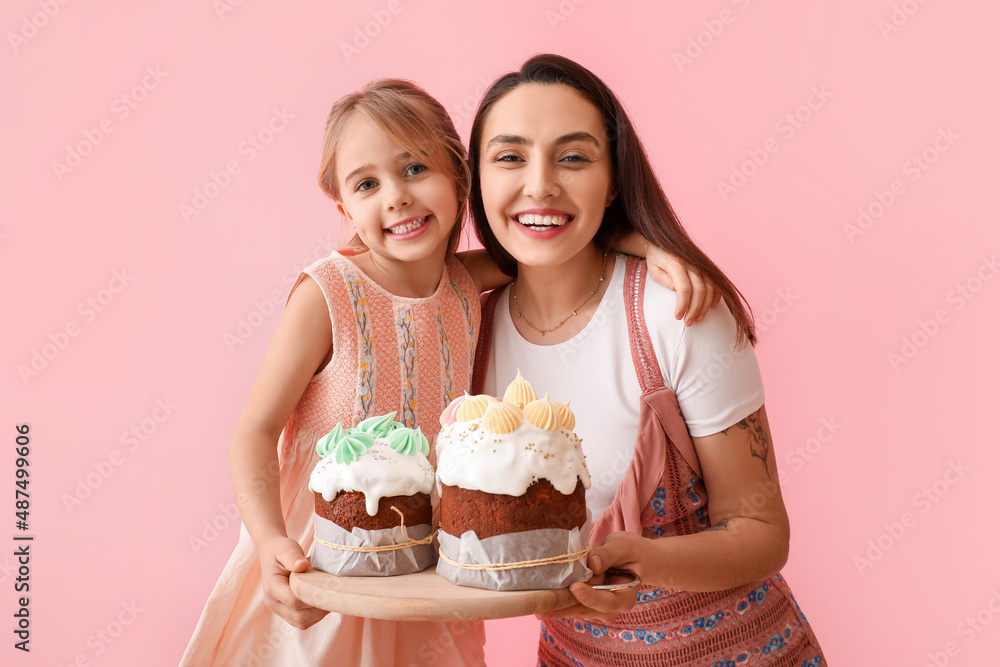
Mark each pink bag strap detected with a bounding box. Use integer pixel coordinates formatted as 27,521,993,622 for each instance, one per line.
622,257,665,393
622,257,703,479
471,288,504,395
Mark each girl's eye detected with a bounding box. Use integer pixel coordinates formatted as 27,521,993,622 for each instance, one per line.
405,163,427,177
495,153,523,163
356,179,377,192
561,154,591,164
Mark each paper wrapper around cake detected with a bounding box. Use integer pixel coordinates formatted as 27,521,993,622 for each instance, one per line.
311,491,435,577
436,480,592,591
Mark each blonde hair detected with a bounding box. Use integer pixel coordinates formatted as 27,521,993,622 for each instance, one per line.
318,79,470,251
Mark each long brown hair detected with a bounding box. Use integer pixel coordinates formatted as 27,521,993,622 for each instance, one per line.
317,79,470,253
468,54,755,346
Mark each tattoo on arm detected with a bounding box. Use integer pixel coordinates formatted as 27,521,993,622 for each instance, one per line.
706,519,733,532
734,410,771,479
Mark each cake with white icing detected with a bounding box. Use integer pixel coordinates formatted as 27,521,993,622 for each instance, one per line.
307,413,436,576
435,372,592,590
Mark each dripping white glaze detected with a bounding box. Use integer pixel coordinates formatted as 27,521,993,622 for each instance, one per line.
309,440,435,516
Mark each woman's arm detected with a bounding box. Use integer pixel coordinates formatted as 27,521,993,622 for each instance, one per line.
546,405,789,621
230,275,333,630
615,234,722,325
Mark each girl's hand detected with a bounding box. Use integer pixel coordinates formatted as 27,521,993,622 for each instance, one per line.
646,245,722,326
537,532,649,623
258,536,329,630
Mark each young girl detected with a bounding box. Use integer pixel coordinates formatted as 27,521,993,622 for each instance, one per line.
179,79,715,667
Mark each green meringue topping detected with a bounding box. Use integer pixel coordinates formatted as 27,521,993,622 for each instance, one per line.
386,427,430,457
334,431,374,464
356,412,402,439
316,423,348,458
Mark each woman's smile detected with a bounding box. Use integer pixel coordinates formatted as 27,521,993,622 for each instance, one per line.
512,207,574,237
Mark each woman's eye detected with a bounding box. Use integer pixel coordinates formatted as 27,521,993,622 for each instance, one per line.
405,163,427,177
356,179,377,192
561,154,591,164
495,153,523,163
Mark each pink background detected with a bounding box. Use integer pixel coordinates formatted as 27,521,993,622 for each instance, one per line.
3,0,998,664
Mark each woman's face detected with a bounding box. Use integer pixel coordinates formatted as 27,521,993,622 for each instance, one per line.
478,83,615,270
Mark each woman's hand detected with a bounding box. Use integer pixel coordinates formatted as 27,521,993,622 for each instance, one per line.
258,536,329,630
537,532,649,623
645,245,722,325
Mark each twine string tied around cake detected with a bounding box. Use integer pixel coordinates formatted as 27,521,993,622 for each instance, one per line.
313,506,436,553
437,545,590,571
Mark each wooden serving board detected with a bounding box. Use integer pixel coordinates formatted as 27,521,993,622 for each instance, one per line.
290,568,576,621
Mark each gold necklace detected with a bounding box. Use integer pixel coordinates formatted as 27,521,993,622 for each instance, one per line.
511,251,609,336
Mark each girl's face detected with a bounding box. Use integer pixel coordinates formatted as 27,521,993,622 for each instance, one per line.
335,112,459,266
478,83,615,270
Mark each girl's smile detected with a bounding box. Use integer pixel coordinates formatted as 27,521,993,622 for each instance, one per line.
385,213,431,238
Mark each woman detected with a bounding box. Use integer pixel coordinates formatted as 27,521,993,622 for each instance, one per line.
468,54,827,666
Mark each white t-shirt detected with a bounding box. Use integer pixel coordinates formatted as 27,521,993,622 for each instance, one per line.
484,254,765,518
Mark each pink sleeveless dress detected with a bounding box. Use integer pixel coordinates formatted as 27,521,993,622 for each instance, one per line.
180,250,485,667
473,257,826,667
